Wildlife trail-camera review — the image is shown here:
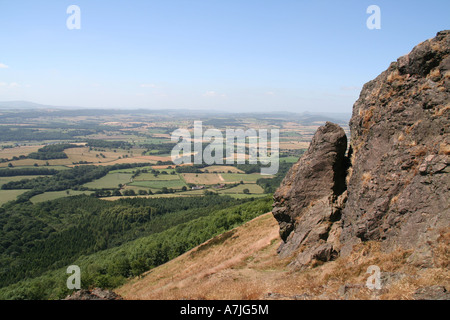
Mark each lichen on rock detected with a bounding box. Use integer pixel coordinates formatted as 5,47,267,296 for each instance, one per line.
272,30,450,270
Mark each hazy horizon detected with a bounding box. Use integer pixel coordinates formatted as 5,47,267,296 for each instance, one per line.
0,99,352,116
1,1,449,113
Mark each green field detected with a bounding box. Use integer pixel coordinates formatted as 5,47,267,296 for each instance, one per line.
83,172,134,189
129,179,186,190
2,165,70,171
219,183,264,194
0,175,52,187
108,167,153,174
134,172,179,181
0,190,28,205
220,193,268,199
279,156,300,163
30,190,94,204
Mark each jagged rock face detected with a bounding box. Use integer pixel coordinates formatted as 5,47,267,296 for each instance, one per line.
272,122,348,264
272,30,449,269
340,30,450,265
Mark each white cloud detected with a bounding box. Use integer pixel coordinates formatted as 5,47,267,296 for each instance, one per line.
0,82,20,88
265,91,275,95
202,91,226,98
0,63,9,69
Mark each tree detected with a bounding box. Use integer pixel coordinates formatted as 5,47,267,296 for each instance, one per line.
123,189,136,196
243,188,250,194
130,257,147,279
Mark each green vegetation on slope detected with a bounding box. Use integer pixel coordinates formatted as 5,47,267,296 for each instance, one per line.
0,163,151,202
0,195,272,300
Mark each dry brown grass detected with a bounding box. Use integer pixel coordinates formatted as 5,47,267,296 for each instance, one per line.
387,70,404,83
0,145,42,158
279,141,310,150
181,173,226,185
439,142,450,155
362,107,375,129
361,172,373,186
345,166,353,186
116,215,450,301
419,81,432,91
200,166,244,173
404,120,422,135
411,145,428,157
116,213,287,300
434,104,450,117
432,230,450,269
428,68,441,80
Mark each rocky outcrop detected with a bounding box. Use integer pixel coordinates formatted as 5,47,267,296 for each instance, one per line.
272,122,349,266
339,30,450,265
413,286,450,300
64,288,123,300
272,30,450,269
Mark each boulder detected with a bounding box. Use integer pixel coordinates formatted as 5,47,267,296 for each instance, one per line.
272,122,349,266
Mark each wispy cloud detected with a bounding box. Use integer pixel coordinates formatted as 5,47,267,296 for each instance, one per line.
0,82,20,88
0,63,9,69
202,91,226,98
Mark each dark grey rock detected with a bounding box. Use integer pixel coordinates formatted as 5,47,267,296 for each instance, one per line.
64,288,123,300
414,286,450,300
272,30,450,272
340,30,450,264
272,122,348,267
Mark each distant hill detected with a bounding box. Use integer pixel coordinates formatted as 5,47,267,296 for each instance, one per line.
0,101,71,110
0,100,351,125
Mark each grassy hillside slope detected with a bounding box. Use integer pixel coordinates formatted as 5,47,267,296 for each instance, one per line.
117,214,449,300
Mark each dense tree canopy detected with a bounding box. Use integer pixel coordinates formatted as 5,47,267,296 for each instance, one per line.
0,194,272,300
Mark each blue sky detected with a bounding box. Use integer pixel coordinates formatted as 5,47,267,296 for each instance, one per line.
0,0,449,113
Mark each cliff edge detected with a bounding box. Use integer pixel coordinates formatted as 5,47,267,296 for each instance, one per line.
272,30,450,270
